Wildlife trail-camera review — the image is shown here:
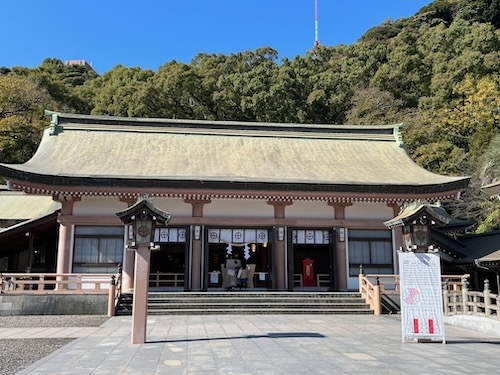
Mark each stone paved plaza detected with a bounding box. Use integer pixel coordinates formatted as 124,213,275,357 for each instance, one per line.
4,314,499,374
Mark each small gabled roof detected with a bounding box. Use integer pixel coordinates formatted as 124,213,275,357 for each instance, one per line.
116,195,171,225
478,249,500,262
0,111,469,196
482,180,500,196
452,231,500,264
384,201,451,229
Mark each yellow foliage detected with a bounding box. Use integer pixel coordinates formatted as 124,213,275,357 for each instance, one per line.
440,78,500,136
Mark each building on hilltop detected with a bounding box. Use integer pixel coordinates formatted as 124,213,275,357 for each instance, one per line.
64,60,96,73
0,111,470,291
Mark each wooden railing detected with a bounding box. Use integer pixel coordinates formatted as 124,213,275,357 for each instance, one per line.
444,279,500,320
293,274,303,287
316,274,330,287
359,273,468,316
292,273,330,288
108,272,122,317
0,272,119,294
149,272,184,288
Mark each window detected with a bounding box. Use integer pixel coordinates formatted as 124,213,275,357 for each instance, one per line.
73,226,124,273
348,229,393,277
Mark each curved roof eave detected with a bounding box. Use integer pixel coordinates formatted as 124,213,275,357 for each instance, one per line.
0,166,469,195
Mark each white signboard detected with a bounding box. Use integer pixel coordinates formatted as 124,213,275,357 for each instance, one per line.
399,252,445,343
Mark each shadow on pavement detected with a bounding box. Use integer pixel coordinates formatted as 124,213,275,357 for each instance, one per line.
147,331,325,344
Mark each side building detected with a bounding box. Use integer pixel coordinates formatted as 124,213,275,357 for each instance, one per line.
0,111,469,291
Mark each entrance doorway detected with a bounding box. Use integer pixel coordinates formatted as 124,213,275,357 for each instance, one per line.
205,228,271,290
289,229,335,290
150,227,188,289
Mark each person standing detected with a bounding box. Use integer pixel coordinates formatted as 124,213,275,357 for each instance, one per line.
238,261,250,291
226,258,238,292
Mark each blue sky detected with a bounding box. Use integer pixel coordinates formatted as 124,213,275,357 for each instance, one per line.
1,1,433,74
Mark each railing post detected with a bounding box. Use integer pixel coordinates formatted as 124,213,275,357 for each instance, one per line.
461,276,469,314
373,282,381,316
483,279,491,318
108,275,116,317
442,282,449,315
358,265,364,294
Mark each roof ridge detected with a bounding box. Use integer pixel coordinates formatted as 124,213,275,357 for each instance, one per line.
45,111,402,142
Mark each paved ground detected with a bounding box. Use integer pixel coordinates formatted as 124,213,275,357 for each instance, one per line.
3,314,500,375
0,316,108,375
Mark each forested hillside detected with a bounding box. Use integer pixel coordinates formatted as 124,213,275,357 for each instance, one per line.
1,0,499,232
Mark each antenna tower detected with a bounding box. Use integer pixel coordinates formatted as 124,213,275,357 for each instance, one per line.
314,0,319,47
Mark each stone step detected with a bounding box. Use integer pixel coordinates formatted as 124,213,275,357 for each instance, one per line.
147,308,373,315
147,292,363,298
116,291,372,315
148,302,370,308
148,298,364,305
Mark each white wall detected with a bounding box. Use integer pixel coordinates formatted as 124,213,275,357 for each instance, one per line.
204,199,273,218
345,202,393,220
286,201,333,219
73,197,128,216
152,198,192,217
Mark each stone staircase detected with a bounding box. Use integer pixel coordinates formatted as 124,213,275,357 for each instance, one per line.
116,292,373,315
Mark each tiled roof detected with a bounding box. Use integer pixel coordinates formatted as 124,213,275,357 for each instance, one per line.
0,112,469,194
0,191,60,222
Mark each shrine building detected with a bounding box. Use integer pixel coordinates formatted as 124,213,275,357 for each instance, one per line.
0,111,469,291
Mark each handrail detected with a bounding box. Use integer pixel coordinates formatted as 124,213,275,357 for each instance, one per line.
359,274,382,315
359,273,470,316
115,272,122,304
0,272,118,294
444,279,500,320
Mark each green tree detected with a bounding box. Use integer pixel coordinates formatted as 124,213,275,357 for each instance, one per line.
458,0,500,28
476,135,500,233
0,75,53,163
151,61,203,119
76,65,155,117
345,87,404,125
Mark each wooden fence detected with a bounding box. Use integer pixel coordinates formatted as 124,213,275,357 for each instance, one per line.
0,272,119,294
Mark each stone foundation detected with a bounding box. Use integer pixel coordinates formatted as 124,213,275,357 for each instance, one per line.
0,294,108,315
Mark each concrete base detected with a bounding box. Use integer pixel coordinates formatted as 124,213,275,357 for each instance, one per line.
0,294,108,316
445,315,500,338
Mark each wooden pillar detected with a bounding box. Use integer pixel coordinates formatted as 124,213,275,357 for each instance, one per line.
131,246,150,344
268,201,292,290
387,203,403,273
328,202,352,291
120,197,137,292
27,232,34,272
185,199,211,290
53,195,80,290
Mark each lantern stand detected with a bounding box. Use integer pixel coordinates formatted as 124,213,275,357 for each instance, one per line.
116,195,171,344
384,200,450,344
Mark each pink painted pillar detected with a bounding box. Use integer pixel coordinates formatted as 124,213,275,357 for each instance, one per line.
191,237,202,290
274,239,285,290
56,220,71,274
131,246,151,344
185,199,211,290
268,201,292,290
329,203,352,291
120,198,137,292
122,250,135,292
387,203,403,274
54,196,79,289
